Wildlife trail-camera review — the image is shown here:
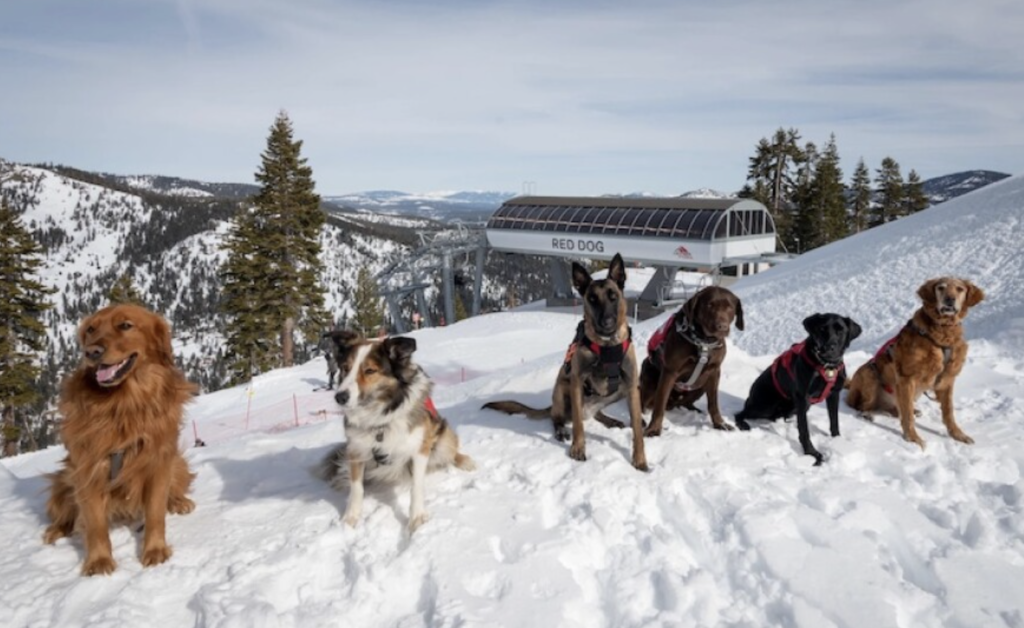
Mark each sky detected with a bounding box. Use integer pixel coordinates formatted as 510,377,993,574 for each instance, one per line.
1,0,1023,196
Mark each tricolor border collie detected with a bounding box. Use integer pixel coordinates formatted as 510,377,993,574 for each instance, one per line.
317,331,475,532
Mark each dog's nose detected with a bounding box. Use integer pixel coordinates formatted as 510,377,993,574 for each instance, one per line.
335,391,350,406
85,346,104,361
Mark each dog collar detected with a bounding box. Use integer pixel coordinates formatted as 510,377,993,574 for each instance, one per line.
906,320,954,366
565,322,632,393
109,451,125,482
675,312,723,352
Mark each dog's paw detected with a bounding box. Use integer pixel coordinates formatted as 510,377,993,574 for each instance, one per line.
408,512,430,533
343,513,361,528
82,556,117,576
812,453,825,467
632,457,650,472
168,495,195,515
712,421,735,431
857,411,875,422
141,544,173,567
568,444,587,461
735,419,751,431
904,433,926,450
950,430,974,445
43,524,70,545
454,453,477,471
643,426,662,438
554,427,570,442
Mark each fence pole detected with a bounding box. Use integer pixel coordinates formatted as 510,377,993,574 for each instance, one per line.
245,387,253,431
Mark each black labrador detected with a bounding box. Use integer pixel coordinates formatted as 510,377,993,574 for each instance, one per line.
735,313,862,465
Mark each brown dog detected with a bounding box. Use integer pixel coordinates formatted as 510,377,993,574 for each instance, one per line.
845,277,984,449
45,304,197,576
483,253,648,471
640,286,744,435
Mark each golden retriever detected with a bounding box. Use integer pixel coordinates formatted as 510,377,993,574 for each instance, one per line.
44,304,197,575
845,277,984,449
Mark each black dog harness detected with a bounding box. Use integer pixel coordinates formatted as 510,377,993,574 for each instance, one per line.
867,320,954,393
647,311,722,391
563,321,633,394
770,341,845,404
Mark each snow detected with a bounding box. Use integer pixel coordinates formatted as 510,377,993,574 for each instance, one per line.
3,176,1024,627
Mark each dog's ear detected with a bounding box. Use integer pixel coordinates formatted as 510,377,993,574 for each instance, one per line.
732,293,745,331
151,313,176,367
571,262,592,297
607,253,627,290
844,317,862,343
383,336,417,365
917,278,939,305
964,280,985,308
681,287,709,325
802,313,827,334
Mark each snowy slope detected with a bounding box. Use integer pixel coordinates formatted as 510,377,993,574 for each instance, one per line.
2,178,1024,627
731,173,1024,355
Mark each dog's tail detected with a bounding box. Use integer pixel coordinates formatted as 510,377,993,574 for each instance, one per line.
314,443,352,491
481,400,551,420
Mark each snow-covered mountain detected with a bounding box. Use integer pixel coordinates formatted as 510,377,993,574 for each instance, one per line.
1,173,1022,627
1,164,412,399
921,169,1010,204
324,190,518,223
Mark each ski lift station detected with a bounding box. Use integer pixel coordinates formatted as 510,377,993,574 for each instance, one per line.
485,195,781,305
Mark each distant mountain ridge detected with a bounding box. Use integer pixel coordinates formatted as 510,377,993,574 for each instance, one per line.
46,169,1009,223
920,170,1010,204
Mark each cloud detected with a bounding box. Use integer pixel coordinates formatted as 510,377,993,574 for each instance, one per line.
0,0,1022,193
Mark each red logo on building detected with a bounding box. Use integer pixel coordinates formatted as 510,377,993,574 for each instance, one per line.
674,245,693,259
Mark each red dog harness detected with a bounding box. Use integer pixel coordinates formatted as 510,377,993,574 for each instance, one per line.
867,321,954,394
770,341,844,404
563,322,632,393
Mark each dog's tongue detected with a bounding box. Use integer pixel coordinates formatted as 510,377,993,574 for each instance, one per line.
96,362,121,384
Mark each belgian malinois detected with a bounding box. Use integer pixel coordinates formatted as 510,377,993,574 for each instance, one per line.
483,253,648,471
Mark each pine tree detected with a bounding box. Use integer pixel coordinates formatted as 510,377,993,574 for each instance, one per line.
108,272,146,306
815,135,847,245
351,266,384,337
873,157,904,226
904,169,929,214
220,206,272,382
746,128,806,250
790,141,819,253
848,158,872,233
220,111,330,382
0,198,56,457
